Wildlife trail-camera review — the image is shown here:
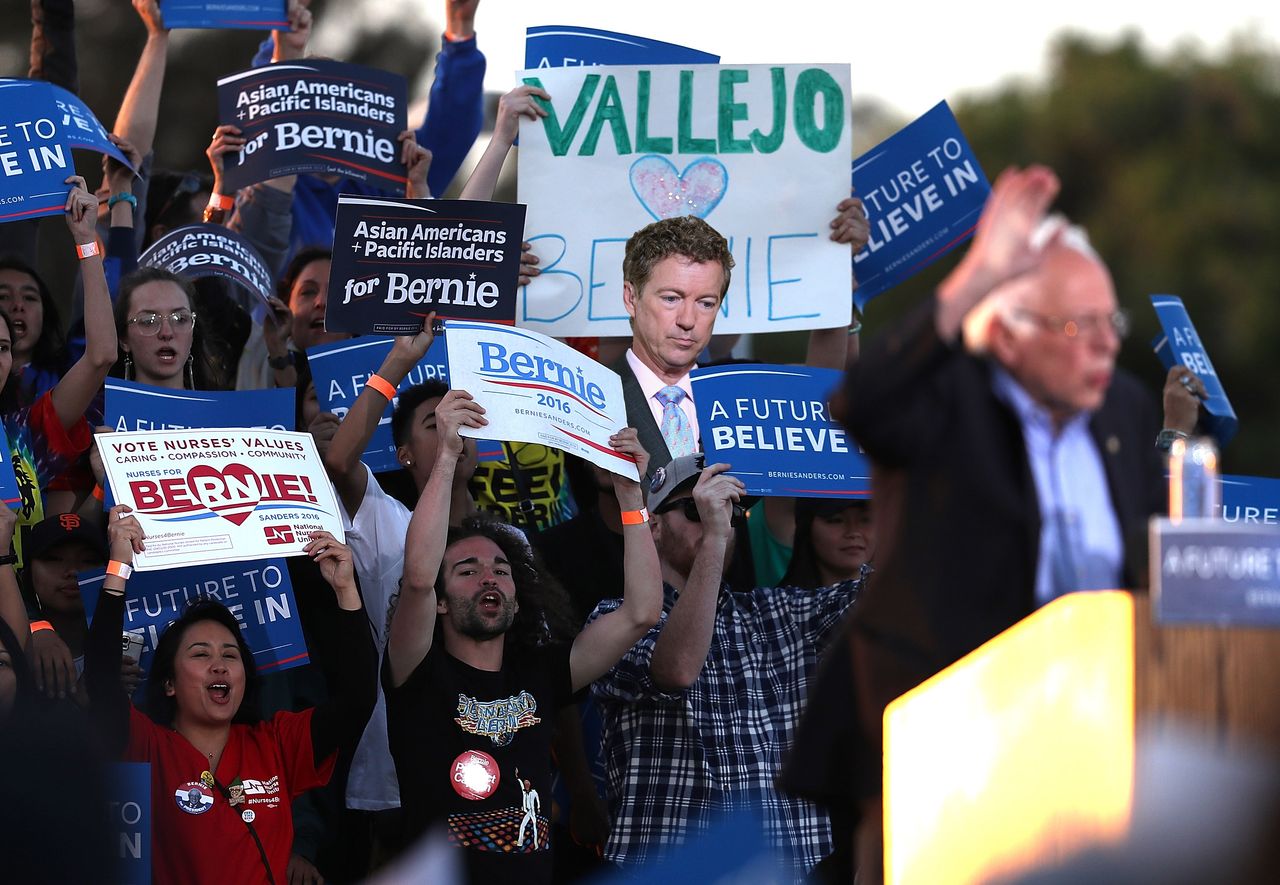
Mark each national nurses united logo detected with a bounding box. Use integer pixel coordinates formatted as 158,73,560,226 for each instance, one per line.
174,781,215,815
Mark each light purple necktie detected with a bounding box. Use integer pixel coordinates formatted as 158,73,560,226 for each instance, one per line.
655,385,695,457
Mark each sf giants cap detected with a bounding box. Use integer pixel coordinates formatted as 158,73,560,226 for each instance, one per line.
24,513,108,563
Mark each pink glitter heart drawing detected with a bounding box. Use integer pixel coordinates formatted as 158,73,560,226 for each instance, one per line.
628,155,728,221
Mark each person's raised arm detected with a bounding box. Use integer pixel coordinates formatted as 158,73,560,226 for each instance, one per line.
85,505,146,756
0,508,27,643
385,389,488,685
323,317,436,515
272,0,312,63
400,130,433,199
567,431,663,691
459,84,548,202
301,532,378,761
417,0,486,197
52,177,118,430
649,464,744,690
806,194,870,370
113,1,169,160
935,165,1060,342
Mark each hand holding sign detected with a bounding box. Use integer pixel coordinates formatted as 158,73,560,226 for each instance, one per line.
108,504,147,560
435,389,488,460
693,462,747,540
608,427,647,504
304,530,357,603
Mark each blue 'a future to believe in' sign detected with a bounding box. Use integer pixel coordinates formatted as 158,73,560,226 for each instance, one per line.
159,0,287,30
1219,474,1280,525
216,60,407,192
0,79,134,223
327,195,526,335
81,557,308,678
307,334,502,473
851,101,990,311
0,423,20,510
691,364,871,498
523,25,719,68
106,380,293,433
1151,294,1238,447
109,762,152,885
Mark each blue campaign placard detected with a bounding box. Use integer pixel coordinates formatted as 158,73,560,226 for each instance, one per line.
524,25,719,68
1220,474,1280,526
1150,294,1238,447
307,335,449,473
159,0,287,30
1152,519,1280,627
108,762,152,885
106,380,292,433
851,101,990,311
691,364,871,497
216,60,407,192
0,423,20,509
0,80,134,223
81,558,309,677
326,195,526,335
139,224,275,320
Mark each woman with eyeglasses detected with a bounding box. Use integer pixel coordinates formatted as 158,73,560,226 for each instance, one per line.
112,267,220,390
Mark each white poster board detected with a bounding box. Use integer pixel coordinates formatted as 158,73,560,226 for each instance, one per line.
445,320,639,480
516,62,852,337
96,428,344,571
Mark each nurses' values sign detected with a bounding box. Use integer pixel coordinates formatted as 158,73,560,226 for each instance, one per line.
95,428,343,571
138,224,275,318
0,79,135,223
326,195,525,335
81,557,309,678
159,0,287,30
516,63,853,338
216,60,407,192
851,101,990,310
691,364,870,497
1151,294,1238,447
445,320,638,480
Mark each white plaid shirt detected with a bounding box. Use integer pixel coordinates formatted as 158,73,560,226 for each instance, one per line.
589,575,864,881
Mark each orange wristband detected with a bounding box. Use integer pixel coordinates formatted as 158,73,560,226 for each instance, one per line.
365,373,397,400
92,483,105,502
75,241,100,260
106,560,134,580
30,620,54,634
207,192,235,211
620,508,649,526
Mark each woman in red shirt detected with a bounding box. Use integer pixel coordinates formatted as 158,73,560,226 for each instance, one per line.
85,506,376,884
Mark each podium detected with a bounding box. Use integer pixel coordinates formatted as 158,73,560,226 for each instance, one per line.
882,590,1280,884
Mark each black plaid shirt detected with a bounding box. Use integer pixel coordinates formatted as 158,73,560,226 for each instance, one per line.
589,573,864,880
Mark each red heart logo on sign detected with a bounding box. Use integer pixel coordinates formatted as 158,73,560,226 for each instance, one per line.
186,463,262,526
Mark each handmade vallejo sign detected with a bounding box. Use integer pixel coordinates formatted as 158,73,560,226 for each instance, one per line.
0,79,135,223
95,428,343,570
524,25,718,68
326,195,525,335
691,364,870,497
1151,294,1237,447
159,0,287,30
82,557,308,677
138,224,275,319
851,101,990,310
445,320,638,480
106,380,292,434
516,62,853,337
216,60,407,192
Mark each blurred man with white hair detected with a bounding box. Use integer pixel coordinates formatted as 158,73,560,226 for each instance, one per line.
814,167,1167,874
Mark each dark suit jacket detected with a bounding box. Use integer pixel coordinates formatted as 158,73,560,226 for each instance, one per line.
613,353,673,484
836,294,1165,794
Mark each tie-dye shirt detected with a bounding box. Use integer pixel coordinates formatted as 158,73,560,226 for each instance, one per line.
2,390,92,566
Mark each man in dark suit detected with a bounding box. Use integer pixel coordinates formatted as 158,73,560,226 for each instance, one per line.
814,167,1166,876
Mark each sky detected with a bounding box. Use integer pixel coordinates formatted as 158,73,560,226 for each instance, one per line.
406,0,1280,117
